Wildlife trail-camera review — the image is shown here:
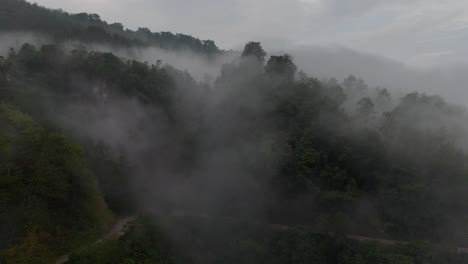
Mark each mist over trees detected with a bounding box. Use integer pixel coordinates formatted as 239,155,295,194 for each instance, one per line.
0,0,221,54
2,1,468,263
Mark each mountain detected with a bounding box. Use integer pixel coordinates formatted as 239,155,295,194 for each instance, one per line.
1,1,468,264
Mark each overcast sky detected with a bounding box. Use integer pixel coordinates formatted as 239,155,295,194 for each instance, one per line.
31,0,468,68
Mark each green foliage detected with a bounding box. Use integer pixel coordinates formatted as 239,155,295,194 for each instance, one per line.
7,43,176,108
0,0,221,54
86,143,135,215
1,226,57,264
0,103,113,260
356,97,375,116
264,228,468,264
112,217,468,264
0,101,40,135
1,31,468,262
69,216,180,264
265,54,297,82
69,239,130,264
242,41,267,62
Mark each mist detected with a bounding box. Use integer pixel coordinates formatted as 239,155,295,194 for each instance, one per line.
4,30,468,216
0,32,50,56
18,47,276,223
0,32,236,83
288,44,468,107
3,29,468,254
3,31,468,108
64,42,238,82
5,1,468,262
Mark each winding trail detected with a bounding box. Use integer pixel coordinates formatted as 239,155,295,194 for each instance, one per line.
194,217,468,254
55,216,136,264
56,214,468,263
347,234,468,254
270,224,468,254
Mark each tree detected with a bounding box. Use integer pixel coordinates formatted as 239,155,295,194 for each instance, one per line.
109,23,124,31
377,88,391,101
241,42,267,62
0,0,221,54
2,226,56,264
356,97,375,116
202,40,219,53
265,54,297,82
0,56,7,85
376,88,392,109
343,75,368,92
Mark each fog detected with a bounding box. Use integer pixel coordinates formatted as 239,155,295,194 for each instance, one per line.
0,32,50,56
288,44,468,107
2,31,468,109
3,30,468,249
64,42,238,82
4,0,468,261
73,41,468,109
38,52,279,223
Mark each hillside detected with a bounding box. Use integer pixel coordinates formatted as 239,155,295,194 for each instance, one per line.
0,0,221,54
1,1,468,264
0,102,113,263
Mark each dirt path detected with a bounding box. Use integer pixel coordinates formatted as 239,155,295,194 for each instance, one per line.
56,214,468,263
269,223,468,253
347,234,404,245
108,216,137,238
277,225,468,253
348,234,468,254
56,216,136,264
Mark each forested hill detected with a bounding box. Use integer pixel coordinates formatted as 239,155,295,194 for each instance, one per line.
2,40,468,263
0,0,221,54
2,2,468,263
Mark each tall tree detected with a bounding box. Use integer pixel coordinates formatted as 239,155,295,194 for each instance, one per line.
265,54,297,82
241,42,267,62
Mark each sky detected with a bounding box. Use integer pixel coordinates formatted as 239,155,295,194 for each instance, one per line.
30,0,468,67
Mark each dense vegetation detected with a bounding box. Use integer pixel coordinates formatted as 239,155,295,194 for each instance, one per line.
68,215,468,264
0,0,221,54
68,216,183,264
2,1,468,263
0,102,113,263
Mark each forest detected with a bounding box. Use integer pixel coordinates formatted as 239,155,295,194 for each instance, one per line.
0,0,221,54
2,1,468,263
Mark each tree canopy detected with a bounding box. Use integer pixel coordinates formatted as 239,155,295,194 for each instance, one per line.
1,4,468,262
